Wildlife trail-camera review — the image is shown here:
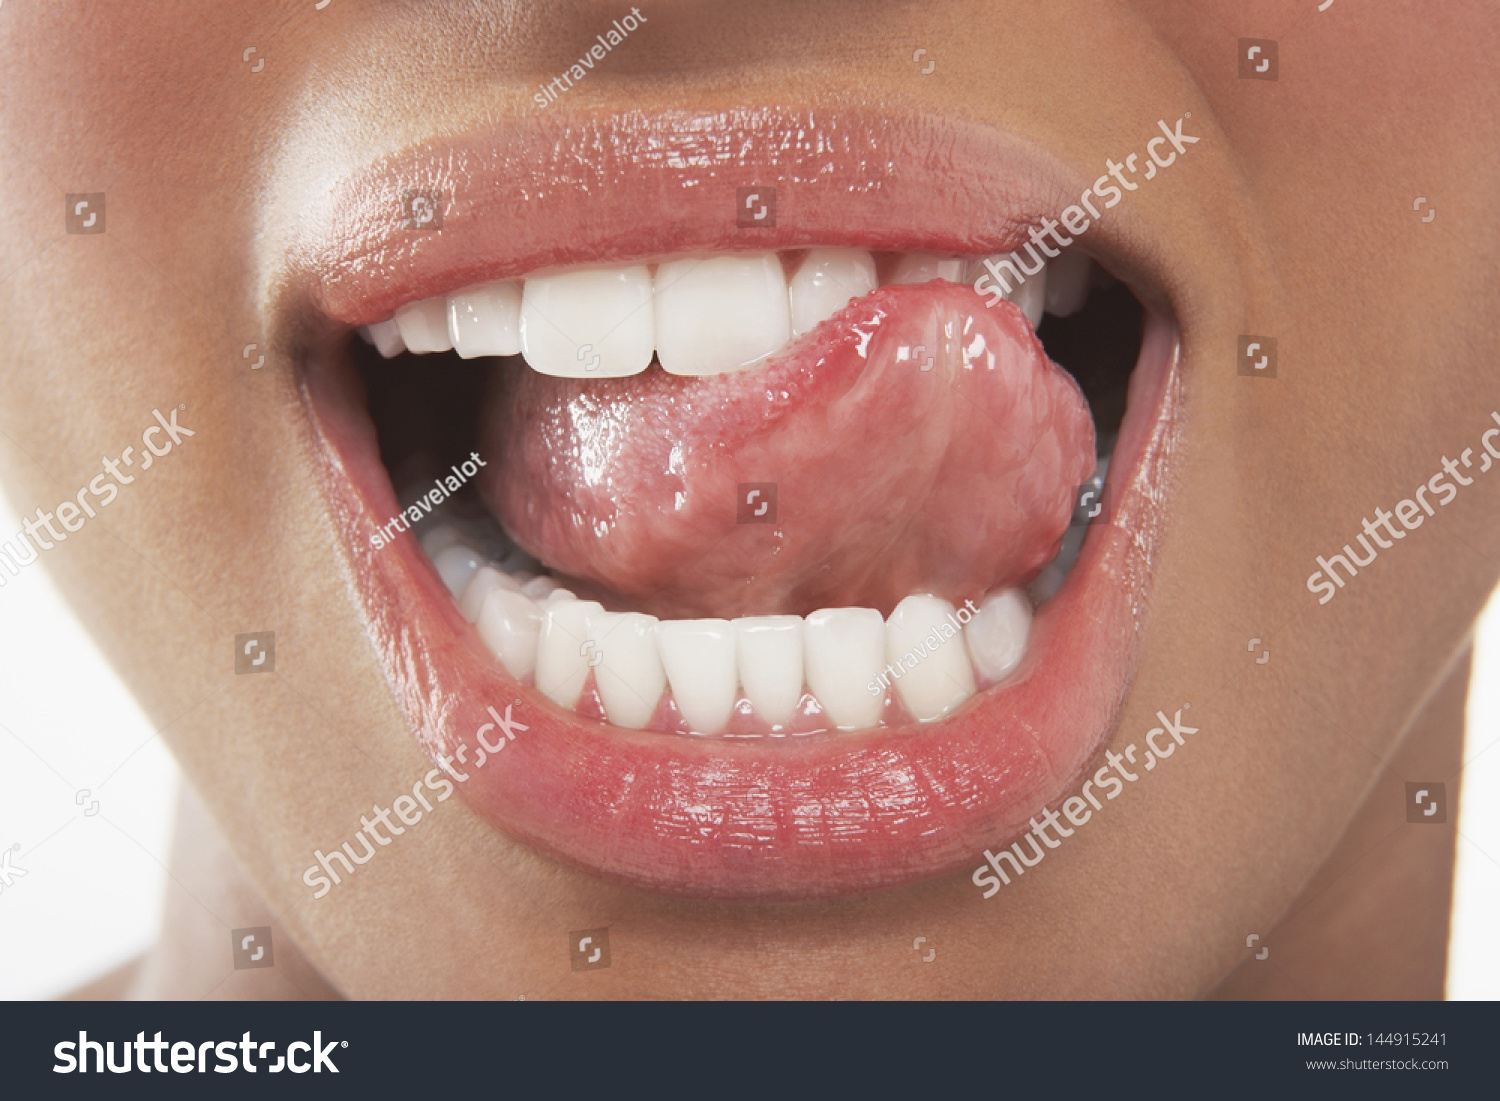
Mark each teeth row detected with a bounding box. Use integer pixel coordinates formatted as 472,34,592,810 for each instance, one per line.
360,248,1094,378
423,525,1031,735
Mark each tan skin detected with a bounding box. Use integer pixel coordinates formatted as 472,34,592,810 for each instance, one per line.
3,1,1495,999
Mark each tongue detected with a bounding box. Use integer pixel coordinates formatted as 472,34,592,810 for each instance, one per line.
479,282,1096,619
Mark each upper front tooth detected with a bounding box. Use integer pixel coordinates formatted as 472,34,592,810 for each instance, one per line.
535,598,605,707
394,297,453,354
1043,250,1091,317
789,249,877,337
654,254,791,376
448,281,523,358
589,611,667,730
966,254,1045,326
734,615,805,726
521,266,654,378
885,595,976,722
1010,262,1047,328
804,607,886,729
365,319,406,358
890,253,964,285
655,619,738,734
964,588,1032,683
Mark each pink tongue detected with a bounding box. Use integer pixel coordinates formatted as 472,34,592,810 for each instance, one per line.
479,282,1096,619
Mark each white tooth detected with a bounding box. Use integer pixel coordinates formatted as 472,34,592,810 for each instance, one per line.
965,589,1032,683
966,253,1044,324
448,281,523,358
890,253,964,285
803,608,886,729
884,595,977,722
788,249,877,337
476,588,544,681
459,565,522,623
432,544,484,596
1043,250,1091,317
545,588,576,603
366,319,406,358
520,266,654,378
655,619,738,734
1011,263,1047,328
654,254,791,376
393,297,453,354
1014,265,1050,330
520,575,563,600
535,599,604,707
588,612,666,729
418,524,466,558
734,616,805,726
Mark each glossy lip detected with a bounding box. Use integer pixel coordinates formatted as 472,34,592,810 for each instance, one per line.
289,108,1182,900
286,106,1110,329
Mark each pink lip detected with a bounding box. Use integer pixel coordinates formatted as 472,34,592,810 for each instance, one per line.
291,109,1181,900
292,107,1086,327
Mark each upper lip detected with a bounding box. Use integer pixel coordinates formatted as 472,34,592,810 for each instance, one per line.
292,106,1180,900
284,106,1157,329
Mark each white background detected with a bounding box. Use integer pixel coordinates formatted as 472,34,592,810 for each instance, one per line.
0,488,1496,1000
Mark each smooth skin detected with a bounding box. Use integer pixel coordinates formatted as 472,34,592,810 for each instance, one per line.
2,1,1496,998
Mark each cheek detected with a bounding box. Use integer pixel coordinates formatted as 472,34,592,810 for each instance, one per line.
10,6,242,164
1149,1,1483,182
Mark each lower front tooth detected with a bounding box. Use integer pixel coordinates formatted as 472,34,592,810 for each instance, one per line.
885,595,977,722
520,576,563,600
432,544,484,596
734,615,805,726
654,254,791,377
804,608,886,729
520,266,654,378
394,297,453,354
655,619,738,735
589,612,666,730
459,565,522,623
477,588,544,681
535,599,605,707
419,524,466,558
964,589,1032,683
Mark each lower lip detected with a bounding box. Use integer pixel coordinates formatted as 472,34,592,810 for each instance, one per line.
302,310,1181,901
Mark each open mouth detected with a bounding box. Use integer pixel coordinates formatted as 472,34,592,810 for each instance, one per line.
291,109,1181,900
